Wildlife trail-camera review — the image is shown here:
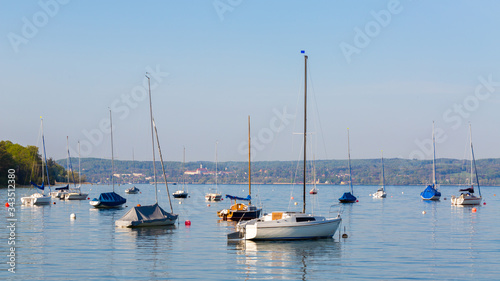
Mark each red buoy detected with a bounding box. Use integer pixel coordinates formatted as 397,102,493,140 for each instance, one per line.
356,200,359,202
185,220,191,226
483,202,486,205
5,203,9,208
87,197,90,200
472,207,477,213
137,204,141,207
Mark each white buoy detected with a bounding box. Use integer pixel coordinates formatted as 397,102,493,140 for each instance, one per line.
179,201,182,204
294,202,298,205
70,213,76,219
422,211,426,215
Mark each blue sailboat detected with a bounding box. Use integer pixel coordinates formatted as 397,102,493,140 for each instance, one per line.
339,128,357,203
420,122,441,200
90,110,126,208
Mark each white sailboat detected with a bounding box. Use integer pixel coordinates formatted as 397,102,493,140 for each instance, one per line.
373,151,387,199
229,53,341,240
451,124,482,206
115,73,178,227
65,141,89,200
22,117,52,205
205,141,222,202
173,147,189,198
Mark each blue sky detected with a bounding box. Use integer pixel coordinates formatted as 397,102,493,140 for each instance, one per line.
2,0,500,162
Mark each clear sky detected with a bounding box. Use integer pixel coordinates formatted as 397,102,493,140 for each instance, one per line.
2,0,500,162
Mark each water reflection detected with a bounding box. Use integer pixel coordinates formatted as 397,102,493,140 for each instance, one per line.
229,239,341,279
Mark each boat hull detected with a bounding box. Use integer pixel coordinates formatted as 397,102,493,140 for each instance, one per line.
237,213,341,240
451,194,482,205
372,190,387,198
65,193,88,200
173,192,188,198
21,194,51,205
205,193,222,201
115,215,178,228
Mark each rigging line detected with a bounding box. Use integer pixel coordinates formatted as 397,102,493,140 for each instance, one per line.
307,60,329,160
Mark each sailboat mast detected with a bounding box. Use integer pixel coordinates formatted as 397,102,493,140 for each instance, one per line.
109,110,115,192
347,128,353,195
303,54,307,214
146,74,158,204
381,150,385,191
40,118,50,192
78,141,81,187
153,120,173,212
470,123,473,188
432,121,437,186
67,136,70,186
248,115,251,205
215,141,218,191
182,146,186,191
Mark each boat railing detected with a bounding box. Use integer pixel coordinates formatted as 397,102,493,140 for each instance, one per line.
328,204,343,217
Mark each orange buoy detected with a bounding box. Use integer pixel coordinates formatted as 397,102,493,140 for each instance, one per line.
291,197,294,200
207,204,211,207
185,220,191,226
5,203,10,208
137,204,141,207
472,207,477,213
53,202,56,204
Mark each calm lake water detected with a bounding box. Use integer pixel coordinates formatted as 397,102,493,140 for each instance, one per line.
1,183,499,280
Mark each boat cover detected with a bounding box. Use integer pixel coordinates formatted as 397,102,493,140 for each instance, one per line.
459,187,474,193
55,185,69,191
95,192,126,206
225,194,251,201
116,203,176,226
421,185,441,199
30,181,45,190
339,192,357,202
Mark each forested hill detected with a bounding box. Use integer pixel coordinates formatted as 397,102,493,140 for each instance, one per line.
56,157,500,186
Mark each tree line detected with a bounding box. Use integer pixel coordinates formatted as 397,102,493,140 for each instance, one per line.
0,141,84,187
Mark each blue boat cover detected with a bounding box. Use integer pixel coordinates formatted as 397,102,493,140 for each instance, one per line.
420,185,441,199
339,192,357,203
95,192,126,206
55,185,69,191
30,181,44,190
225,194,251,201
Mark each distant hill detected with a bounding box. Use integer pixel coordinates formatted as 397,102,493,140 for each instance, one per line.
56,157,500,186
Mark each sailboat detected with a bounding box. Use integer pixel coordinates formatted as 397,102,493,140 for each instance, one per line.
420,122,441,200
218,116,262,221
65,140,89,200
115,73,178,227
125,148,140,194
89,110,126,208
205,141,222,201
229,53,341,240
339,129,357,203
309,154,318,195
22,117,52,205
173,147,189,198
451,124,482,206
372,151,387,199
49,138,70,199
